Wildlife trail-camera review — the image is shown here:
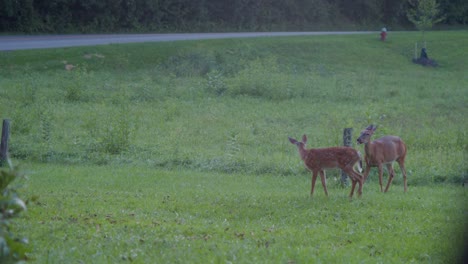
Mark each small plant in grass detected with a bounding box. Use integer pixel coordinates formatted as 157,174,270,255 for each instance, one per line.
63,65,93,102
38,104,53,162
10,108,32,136
224,133,242,172
206,69,227,96
165,52,214,77
0,160,29,263
64,76,82,102
100,111,133,154
21,78,37,106
98,88,138,155
226,56,294,100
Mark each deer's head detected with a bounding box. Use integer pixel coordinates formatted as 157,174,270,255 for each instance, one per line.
357,125,377,144
289,135,309,160
288,134,308,148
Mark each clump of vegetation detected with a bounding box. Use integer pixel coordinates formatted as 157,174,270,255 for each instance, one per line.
206,69,227,96
84,87,138,155
225,56,295,100
63,67,90,102
407,0,445,41
0,161,29,263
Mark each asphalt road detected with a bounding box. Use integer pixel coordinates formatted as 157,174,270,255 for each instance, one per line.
0,32,376,51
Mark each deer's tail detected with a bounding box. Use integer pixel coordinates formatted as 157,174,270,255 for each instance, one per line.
357,151,363,173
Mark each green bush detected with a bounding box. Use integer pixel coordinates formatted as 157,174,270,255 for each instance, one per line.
226,56,295,100
0,162,30,263
92,88,138,155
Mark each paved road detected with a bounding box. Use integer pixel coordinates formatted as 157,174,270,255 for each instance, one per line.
0,32,376,51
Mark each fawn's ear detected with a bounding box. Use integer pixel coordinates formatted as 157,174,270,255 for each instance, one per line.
288,137,298,145
302,134,307,144
366,124,377,132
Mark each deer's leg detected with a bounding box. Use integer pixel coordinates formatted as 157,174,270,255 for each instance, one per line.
362,164,371,183
311,171,318,196
346,168,363,197
349,179,357,198
354,170,363,197
377,163,384,192
397,159,407,192
319,170,328,196
384,163,394,193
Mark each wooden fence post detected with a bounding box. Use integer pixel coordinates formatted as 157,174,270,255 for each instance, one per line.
341,128,353,186
0,119,10,166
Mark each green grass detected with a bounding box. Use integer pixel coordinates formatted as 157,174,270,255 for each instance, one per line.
16,163,468,263
1,30,468,262
1,32,466,184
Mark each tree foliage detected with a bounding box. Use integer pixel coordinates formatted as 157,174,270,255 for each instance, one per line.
0,161,29,263
0,0,466,33
407,0,445,31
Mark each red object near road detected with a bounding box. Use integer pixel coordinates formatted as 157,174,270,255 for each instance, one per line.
380,27,387,41
380,31,387,41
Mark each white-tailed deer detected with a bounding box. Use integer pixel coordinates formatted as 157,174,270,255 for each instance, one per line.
288,135,363,198
357,125,407,192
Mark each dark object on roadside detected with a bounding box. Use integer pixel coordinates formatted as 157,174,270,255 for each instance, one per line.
420,48,428,59
413,48,438,67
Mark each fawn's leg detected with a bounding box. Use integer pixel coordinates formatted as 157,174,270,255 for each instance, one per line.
346,168,362,198
311,171,318,196
352,170,363,197
349,179,357,198
319,170,328,196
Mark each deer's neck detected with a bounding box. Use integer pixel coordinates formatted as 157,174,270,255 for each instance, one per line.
364,142,373,156
298,147,309,161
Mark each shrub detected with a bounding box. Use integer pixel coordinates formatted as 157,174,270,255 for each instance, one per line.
206,69,227,96
87,88,138,155
0,161,30,263
226,56,295,100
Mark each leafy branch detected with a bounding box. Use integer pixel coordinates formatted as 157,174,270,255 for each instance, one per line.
0,160,30,263
407,0,445,41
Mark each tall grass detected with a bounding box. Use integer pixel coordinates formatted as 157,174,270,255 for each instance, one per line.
0,31,467,184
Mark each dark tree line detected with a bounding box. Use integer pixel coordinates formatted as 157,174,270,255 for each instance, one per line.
0,0,466,33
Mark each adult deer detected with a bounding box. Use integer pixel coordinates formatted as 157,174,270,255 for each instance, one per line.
357,125,407,192
288,135,363,198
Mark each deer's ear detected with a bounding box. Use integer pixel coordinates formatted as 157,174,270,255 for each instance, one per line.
288,137,298,144
302,134,307,144
371,124,377,131
366,125,374,130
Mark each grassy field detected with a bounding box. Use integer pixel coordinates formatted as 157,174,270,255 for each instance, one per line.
1,30,467,262
15,163,468,263
1,31,466,183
